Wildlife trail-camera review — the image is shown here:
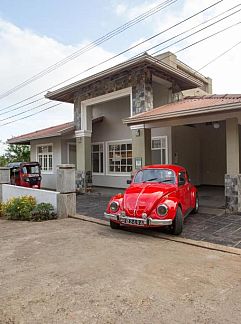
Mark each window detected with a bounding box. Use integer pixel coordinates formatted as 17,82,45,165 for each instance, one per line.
107,141,132,174
37,145,53,172
68,143,76,166
92,143,104,174
152,136,168,164
134,169,175,184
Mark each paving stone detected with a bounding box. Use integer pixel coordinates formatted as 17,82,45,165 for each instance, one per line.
76,191,241,249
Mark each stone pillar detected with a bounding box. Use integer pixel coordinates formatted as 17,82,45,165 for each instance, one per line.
56,164,76,218
132,69,153,115
0,167,10,202
131,125,152,171
225,118,240,213
75,100,92,193
226,118,239,175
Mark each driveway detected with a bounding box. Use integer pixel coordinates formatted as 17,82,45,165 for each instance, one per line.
0,218,241,323
76,188,241,249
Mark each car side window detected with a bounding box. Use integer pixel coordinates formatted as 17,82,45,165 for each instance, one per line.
178,171,186,186
134,170,143,183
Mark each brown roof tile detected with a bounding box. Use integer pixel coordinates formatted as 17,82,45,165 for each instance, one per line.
125,94,241,123
7,121,74,144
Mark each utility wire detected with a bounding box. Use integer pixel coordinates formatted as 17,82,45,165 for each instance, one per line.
3,20,241,127
0,0,177,100
0,103,62,127
16,3,241,117
198,39,241,71
0,0,224,114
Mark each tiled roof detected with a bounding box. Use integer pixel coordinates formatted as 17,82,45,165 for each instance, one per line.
124,94,241,124
7,122,74,144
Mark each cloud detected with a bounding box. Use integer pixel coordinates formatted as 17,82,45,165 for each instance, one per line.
0,18,125,153
115,3,127,16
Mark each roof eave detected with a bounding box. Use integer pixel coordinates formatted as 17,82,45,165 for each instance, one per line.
123,102,241,125
45,55,204,103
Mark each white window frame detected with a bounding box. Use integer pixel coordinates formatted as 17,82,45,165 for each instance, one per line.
67,142,76,165
36,143,53,174
106,139,132,176
92,142,105,175
151,136,168,164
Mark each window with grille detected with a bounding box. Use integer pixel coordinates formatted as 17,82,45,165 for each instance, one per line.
151,136,168,164
92,143,104,173
37,145,53,172
107,141,132,174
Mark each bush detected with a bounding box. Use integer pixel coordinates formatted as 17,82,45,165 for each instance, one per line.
2,196,57,221
30,203,57,222
3,196,36,221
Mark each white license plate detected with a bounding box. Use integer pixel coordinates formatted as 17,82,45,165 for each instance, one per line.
121,218,145,226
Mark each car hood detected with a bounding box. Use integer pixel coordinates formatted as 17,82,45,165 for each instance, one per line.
123,183,176,217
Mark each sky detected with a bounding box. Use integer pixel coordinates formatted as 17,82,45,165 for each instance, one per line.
0,0,241,153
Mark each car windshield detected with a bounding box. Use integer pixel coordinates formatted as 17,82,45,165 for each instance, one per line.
134,169,176,184
22,165,40,174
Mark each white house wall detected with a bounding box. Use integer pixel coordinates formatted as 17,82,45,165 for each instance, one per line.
30,137,62,189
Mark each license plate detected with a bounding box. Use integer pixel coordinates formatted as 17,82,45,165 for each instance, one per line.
121,218,145,226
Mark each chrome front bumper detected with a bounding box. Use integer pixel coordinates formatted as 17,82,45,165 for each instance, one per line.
104,212,172,226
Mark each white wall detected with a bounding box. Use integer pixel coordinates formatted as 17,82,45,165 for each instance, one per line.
2,184,60,211
30,137,62,189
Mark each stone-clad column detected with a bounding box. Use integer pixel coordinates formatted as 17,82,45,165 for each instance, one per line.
132,69,153,115
131,125,152,171
225,118,240,213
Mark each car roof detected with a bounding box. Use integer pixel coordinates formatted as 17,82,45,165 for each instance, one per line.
141,164,186,173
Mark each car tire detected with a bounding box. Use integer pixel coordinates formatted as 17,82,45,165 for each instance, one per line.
170,207,183,235
192,193,199,214
110,220,121,229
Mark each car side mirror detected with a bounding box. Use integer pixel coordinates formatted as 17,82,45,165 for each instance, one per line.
126,179,132,185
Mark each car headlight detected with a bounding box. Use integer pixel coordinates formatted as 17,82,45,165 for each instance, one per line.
24,177,30,182
157,204,168,216
110,201,119,212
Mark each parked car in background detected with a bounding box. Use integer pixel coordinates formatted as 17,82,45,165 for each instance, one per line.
8,162,41,189
104,164,198,235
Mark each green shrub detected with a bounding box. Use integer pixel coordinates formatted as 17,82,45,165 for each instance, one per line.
2,196,57,221
30,203,57,222
3,196,36,221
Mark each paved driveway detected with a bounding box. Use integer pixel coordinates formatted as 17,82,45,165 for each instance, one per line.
76,188,241,249
0,218,241,324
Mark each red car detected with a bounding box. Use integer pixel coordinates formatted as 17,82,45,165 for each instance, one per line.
104,165,199,235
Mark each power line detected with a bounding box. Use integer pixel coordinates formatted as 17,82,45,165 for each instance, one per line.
198,39,241,71
0,0,178,100
0,103,62,127
4,20,241,127
0,0,224,114
148,4,241,55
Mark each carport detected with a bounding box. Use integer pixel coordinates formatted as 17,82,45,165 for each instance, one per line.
77,95,241,248
124,95,241,213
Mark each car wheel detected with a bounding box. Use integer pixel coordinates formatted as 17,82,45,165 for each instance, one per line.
110,220,121,229
192,193,199,214
170,207,183,235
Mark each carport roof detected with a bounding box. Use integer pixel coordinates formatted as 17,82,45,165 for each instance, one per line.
123,94,241,125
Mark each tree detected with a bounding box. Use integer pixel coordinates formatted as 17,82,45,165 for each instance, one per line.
0,155,8,167
4,144,30,163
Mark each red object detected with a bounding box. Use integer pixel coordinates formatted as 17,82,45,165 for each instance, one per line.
8,162,41,189
104,165,198,235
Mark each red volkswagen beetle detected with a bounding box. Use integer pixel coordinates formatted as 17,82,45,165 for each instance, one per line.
104,165,199,235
